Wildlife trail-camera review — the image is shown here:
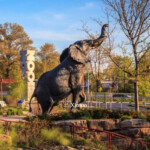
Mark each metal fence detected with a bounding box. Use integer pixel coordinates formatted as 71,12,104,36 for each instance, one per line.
61,93,150,111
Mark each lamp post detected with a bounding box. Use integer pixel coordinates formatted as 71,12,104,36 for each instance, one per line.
87,62,90,104
109,83,112,111
0,77,3,101
82,70,84,92
87,71,89,94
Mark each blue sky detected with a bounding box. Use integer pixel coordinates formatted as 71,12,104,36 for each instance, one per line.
0,0,108,53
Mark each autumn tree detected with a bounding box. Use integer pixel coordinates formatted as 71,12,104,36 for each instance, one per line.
35,43,60,79
103,0,150,111
0,22,34,78
105,55,134,92
138,52,150,96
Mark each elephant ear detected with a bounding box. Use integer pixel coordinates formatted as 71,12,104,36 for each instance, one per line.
60,48,69,63
69,44,85,63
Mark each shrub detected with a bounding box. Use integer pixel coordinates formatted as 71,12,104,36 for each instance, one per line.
61,112,73,120
40,128,72,146
0,134,12,150
120,115,132,121
98,87,102,92
80,111,92,120
73,139,86,146
6,96,17,106
92,109,110,119
138,113,147,120
113,98,134,103
0,125,4,134
73,109,92,120
123,98,134,102
3,97,7,102
0,110,4,115
9,126,19,147
113,98,119,103
147,113,150,121
35,109,148,121
7,107,23,116
17,109,23,115
144,136,150,143
7,109,14,115
9,79,26,100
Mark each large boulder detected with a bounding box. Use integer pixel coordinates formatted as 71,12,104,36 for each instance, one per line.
49,146,89,150
118,127,150,138
120,119,150,128
49,146,77,150
53,119,150,139
53,120,87,133
54,120,87,127
87,119,119,131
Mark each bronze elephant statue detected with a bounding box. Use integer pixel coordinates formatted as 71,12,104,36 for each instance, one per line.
29,24,108,114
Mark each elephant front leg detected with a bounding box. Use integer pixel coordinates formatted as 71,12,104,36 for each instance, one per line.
70,90,80,110
78,91,86,104
75,91,86,110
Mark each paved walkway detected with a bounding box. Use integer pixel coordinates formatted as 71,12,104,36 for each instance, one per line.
0,116,26,122
0,111,35,122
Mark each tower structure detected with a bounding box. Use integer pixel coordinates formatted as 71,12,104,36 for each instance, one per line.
20,50,35,107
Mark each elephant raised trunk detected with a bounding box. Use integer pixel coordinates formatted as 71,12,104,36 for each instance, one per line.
91,24,109,49
69,24,109,63
30,24,108,114
101,24,109,37
60,24,108,63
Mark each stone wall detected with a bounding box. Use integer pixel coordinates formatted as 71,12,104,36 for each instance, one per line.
54,119,150,150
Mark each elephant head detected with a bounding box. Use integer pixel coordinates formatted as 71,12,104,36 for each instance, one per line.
69,24,108,63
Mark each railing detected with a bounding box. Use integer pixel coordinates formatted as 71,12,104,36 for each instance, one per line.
51,123,150,150
61,93,150,111
0,118,150,150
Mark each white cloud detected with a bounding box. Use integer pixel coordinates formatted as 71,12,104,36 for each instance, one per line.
28,29,85,42
53,13,64,19
80,2,95,9
30,11,65,26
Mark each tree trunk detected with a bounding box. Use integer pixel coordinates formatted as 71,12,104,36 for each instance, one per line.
134,62,139,112
124,72,126,92
96,80,100,92
5,68,10,78
134,81,139,112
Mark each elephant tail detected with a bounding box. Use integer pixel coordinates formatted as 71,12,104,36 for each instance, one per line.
29,90,37,112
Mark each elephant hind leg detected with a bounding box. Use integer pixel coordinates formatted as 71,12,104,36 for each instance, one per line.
37,94,52,114
47,104,54,115
36,89,55,114
47,96,55,115
40,102,51,114
78,91,86,104
48,101,60,114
